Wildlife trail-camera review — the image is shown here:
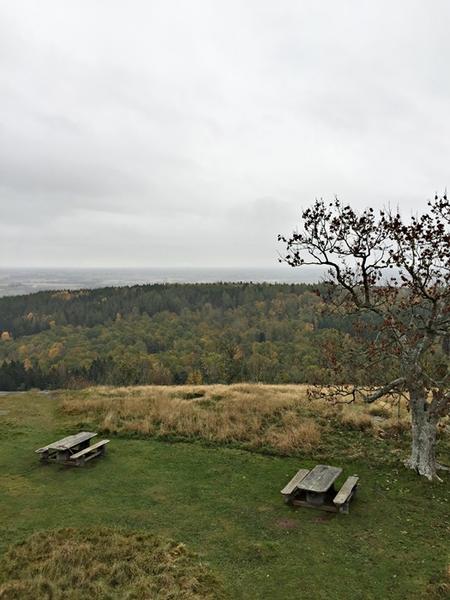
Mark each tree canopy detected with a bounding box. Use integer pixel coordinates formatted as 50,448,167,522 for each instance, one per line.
280,195,450,479
0,282,369,389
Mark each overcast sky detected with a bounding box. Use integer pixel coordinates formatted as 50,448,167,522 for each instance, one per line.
1,1,450,268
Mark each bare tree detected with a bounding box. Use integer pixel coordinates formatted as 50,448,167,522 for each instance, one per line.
279,195,450,480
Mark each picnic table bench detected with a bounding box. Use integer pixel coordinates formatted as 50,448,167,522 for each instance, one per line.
36,432,109,467
281,464,359,514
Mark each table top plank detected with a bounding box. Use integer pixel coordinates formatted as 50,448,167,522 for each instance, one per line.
297,464,342,493
35,431,97,453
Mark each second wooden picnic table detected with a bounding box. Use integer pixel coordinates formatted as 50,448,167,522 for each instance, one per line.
36,432,109,466
281,463,359,513
296,464,342,506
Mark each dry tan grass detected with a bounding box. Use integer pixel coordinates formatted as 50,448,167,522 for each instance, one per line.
265,414,321,453
61,383,414,453
377,416,411,436
61,384,324,454
367,402,393,418
340,407,374,431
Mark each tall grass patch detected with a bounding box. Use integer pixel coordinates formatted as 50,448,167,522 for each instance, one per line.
61,384,323,454
61,384,417,454
0,528,224,599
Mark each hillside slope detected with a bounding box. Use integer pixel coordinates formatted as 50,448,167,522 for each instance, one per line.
0,283,375,388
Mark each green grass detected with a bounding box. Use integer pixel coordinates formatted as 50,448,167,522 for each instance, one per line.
0,391,449,599
0,528,224,599
0,527,224,600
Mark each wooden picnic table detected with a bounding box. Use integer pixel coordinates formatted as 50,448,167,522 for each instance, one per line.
36,432,97,454
36,431,109,466
281,464,359,514
298,464,342,497
297,464,342,506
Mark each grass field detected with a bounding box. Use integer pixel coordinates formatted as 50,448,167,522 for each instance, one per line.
0,388,449,599
59,384,418,462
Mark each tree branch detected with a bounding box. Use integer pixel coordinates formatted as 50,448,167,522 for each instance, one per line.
360,379,406,403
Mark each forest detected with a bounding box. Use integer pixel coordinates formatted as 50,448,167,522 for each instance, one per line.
0,282,387,390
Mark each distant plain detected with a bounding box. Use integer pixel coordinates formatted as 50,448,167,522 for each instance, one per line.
0,267,324,298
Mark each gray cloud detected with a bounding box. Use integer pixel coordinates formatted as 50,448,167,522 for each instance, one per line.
1,0,450,267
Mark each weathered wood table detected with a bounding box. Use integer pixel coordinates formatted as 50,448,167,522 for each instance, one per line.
281,464,359,514
36,432,110,467
298,464,342,506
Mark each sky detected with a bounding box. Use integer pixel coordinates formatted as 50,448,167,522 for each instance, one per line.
1,1,450,268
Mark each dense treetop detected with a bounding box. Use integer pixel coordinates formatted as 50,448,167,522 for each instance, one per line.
0,282,316,336
0,282,376,389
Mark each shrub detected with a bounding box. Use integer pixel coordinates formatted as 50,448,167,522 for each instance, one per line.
368,402,392,418
340,408,373,431
378,417,410,437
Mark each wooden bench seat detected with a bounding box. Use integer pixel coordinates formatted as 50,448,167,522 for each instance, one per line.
69,439,110,465
333,475,359,513
280,468,310,502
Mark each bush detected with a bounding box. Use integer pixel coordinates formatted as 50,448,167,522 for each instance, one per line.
340,408,373,431
378,417,410,437
368,402,392,418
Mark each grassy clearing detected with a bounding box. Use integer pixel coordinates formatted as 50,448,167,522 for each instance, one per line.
60,384,428,462
0,528,223,599
61,384,323,454
0,390,449,599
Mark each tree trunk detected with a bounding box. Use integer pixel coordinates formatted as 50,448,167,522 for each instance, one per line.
404,388,439,480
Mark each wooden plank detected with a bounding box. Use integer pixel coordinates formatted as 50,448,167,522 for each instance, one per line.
48,431,97,450
35,432,97,453
297,464,342,493
72,450,102,466
333,475,359,506
281,468,310,495
70,439,110,460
